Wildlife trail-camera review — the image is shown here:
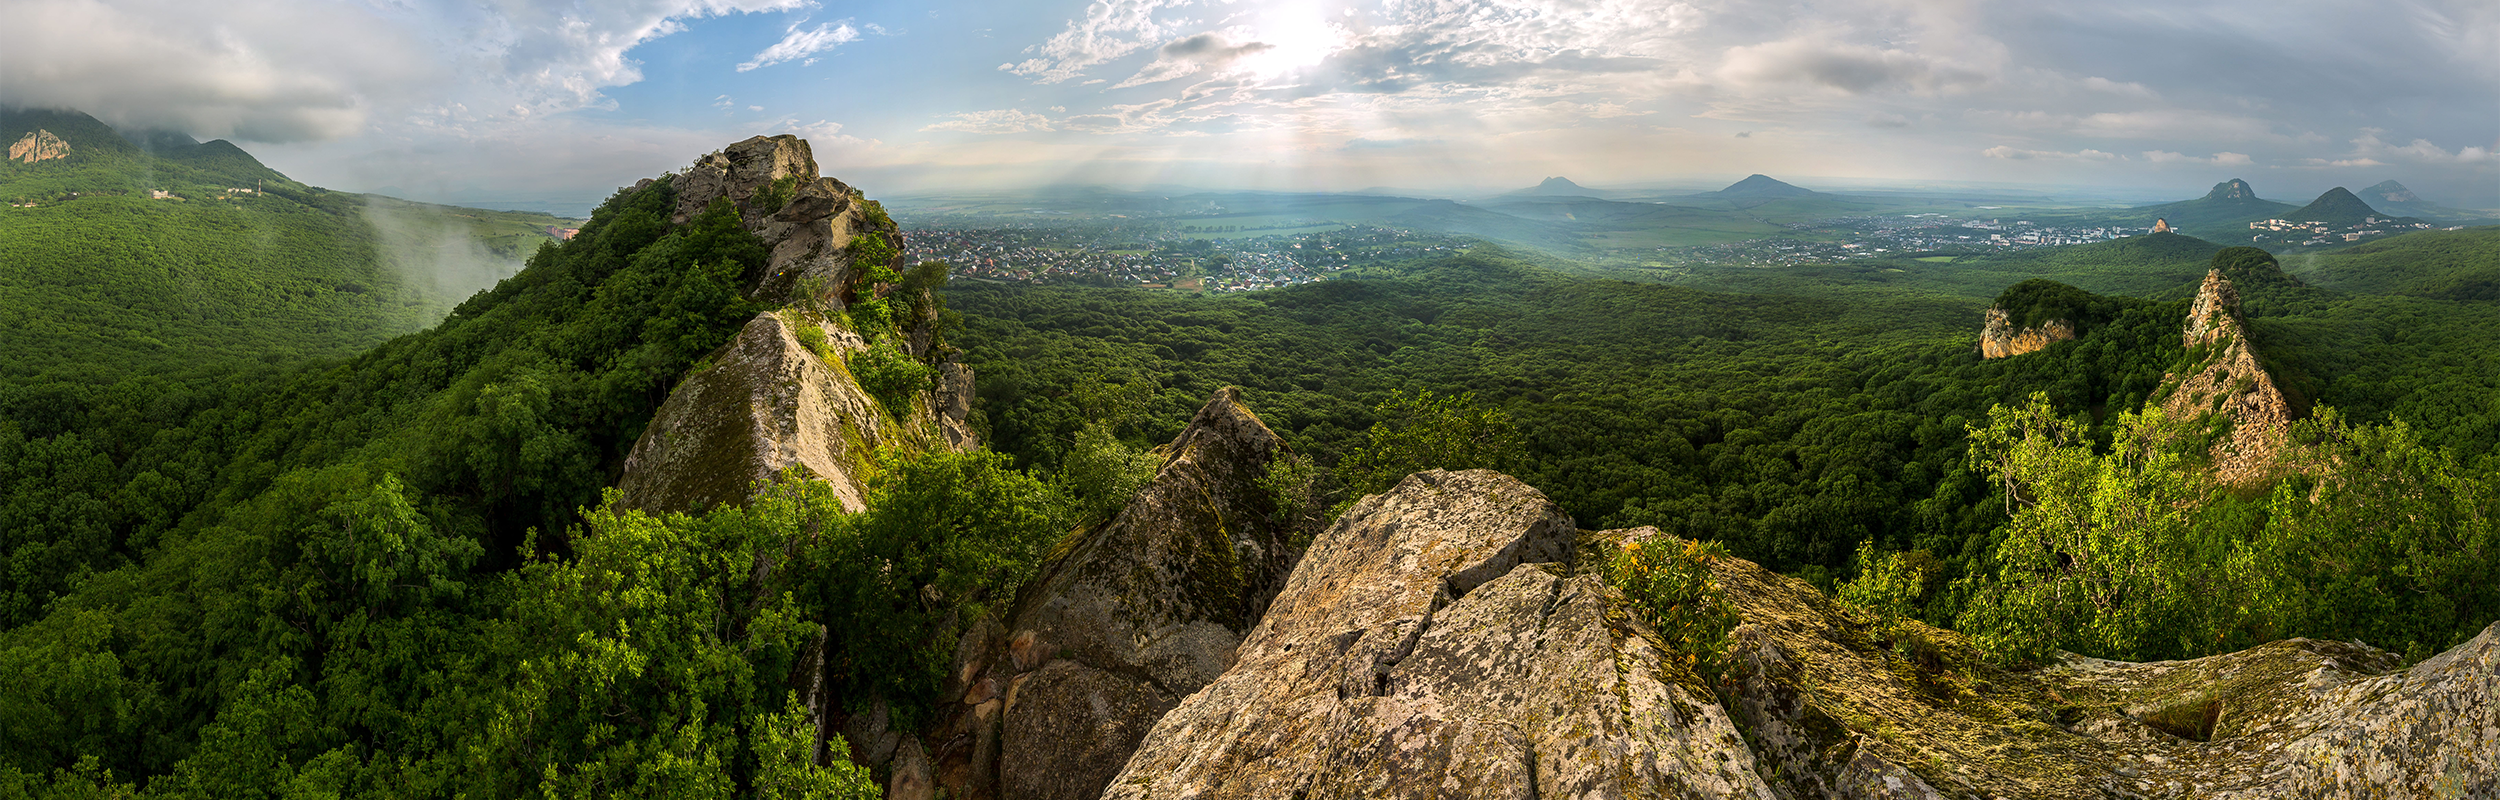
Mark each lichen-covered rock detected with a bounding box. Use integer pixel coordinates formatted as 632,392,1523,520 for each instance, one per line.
1979,306,2077,359
1708,538,2500,799
1100,471,1777,800
2158,268,2291,484
926,387,1309,800
614,311,898,513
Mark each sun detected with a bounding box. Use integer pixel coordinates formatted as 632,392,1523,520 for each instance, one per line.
1235,3,1347,80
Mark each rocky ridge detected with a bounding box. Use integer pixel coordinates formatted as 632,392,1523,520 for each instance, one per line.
8,129,69,163
614,135,972,514
2157,269,2292,485
1978,306,2077,359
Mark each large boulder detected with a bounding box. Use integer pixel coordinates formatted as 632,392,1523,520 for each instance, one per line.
1100,470,1777,800
921,387,1310,800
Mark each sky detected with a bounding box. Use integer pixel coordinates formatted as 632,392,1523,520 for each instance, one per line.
3,0,2495,209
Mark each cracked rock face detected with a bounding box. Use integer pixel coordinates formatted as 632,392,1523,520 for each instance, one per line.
613,135,968,514
925,387,1307,800
1099,470,1776,800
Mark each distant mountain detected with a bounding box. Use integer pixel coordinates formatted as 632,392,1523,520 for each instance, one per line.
1519,176,1595,196
2353,180,2495,224
2098,178,2296,234
1707,174,1819,199
2281,187,2385,226
2363,180,2417,205
2203,178,2260,201
3,107,283,187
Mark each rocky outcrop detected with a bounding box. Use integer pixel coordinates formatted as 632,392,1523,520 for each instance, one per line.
2158,269,2291,484
613,136,970,513
1061,460,2500,799
8,129,69,163
918,387,1311,800
1979,306,2077,359
664,134,898,308
1711,538,2500,799
1101,469,1777,800
615,311,899,513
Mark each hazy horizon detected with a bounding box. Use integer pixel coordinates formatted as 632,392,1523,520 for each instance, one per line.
6,0,2494,210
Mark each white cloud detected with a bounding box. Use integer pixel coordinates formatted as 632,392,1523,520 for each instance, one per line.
1983,146,2123,161
2347,128,2496,164
1003,0,1191,84
2072,110,2273,140
2294,157,2389,168
0,0,431,141
739,20,863,72
922,109,1057,134
0,0,810,143
2143,150,2253,166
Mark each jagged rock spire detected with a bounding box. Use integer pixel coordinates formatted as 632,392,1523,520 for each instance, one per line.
2160,269,2291,484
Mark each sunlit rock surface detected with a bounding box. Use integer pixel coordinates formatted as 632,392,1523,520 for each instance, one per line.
1101,470,1776,800
1979,305,2078,359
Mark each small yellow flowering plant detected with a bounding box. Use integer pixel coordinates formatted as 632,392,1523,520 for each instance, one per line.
1606,536,1742,684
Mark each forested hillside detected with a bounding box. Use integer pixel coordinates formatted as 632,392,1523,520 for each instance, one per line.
1,108,575,381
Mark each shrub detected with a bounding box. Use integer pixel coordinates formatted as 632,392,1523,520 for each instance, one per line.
848,339,933,419
1838,541,1940,655
1607,536,1741,684
793,322,830,359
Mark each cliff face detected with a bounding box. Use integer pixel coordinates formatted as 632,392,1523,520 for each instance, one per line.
1978,306,2076,359
2158,269,2291,484
8,129,70,163
613,136,970,514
